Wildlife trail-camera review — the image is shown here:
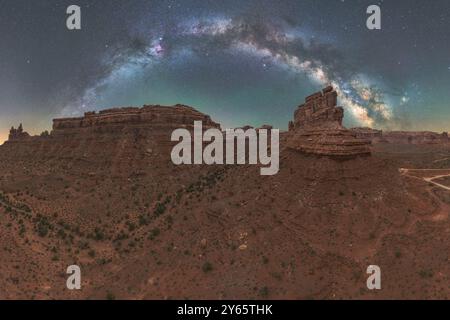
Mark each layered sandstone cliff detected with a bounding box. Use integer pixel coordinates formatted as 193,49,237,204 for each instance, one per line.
1,105,220,164
5,104,219,143
51,104,220,136
287,86,371,158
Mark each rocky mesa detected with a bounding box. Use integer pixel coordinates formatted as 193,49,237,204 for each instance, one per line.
381,131,449,144
349,128,449,145
7,104,219,143
2,104,220,161
51,104,220,136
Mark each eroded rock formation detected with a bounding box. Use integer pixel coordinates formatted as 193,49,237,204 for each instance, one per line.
287,86,371,158
8,124,30,142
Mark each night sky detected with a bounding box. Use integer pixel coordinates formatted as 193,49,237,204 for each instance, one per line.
1,0,450,143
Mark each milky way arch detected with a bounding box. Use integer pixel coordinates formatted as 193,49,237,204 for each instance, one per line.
62,16,399,128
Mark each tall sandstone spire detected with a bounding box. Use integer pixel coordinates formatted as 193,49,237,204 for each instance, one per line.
287,86,371,158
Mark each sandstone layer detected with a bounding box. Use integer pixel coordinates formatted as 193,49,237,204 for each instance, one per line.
287,86,371,158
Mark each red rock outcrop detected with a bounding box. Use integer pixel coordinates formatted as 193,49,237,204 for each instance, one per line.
287,86,371,158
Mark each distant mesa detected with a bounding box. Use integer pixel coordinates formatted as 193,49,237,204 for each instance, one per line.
350,128,449,145
287,86,372,158
51,104,220,135
381,131,449,144
4,104,220,145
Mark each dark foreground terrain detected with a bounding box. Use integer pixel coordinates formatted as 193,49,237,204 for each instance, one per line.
0,105,448,300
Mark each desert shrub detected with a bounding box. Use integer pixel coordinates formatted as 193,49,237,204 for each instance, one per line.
106,292,115,300
138,215,148,226
154,202,166,216
94,228,105,241
148,228,160,240
175,190,183,203
259,286,269,298
418,269,434,279
165,215,173,226
37,222,49,237
19,225,26,237
202,262,213,273
126,221,136,232
78,241,90,250
57,229,67,239
114,232,128,241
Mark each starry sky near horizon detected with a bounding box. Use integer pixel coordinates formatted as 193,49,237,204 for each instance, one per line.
1,0,450,143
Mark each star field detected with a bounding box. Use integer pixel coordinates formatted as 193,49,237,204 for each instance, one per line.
0,0,449,143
